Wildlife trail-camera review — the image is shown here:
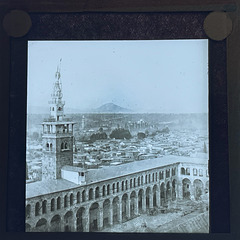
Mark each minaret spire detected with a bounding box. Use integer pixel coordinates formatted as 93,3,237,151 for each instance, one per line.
49,59,65,121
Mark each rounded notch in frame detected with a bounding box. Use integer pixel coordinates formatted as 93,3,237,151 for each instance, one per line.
3,10,32,38
204,11,232,41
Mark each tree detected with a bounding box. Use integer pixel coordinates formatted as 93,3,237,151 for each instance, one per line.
90,132,107,142
110,128,132,140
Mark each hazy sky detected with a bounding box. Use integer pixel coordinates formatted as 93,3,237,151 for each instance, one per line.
27,40,208,113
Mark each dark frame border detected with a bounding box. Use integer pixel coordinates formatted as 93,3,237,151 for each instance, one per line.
1,1,240,240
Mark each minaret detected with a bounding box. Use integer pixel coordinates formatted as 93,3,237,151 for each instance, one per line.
41,60,75,180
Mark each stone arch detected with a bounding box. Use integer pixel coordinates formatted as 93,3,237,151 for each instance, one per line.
112,196,119,224
160,182,165,206
51,198,55,211
50,215,61,232
141,176,143,185
137,177,140,186
64,211,73,232
138,189,144,213
107,184,110,195
95,186,100,199
42,200,47,214
117,182,120,192
146,187,152,209
130,179,133,188
153,184,159,207
125,180,128,190
89,188,94,200
155,172,158,182
193,179,204,200
121,181,124,191
166,181,171,201
172,179,177,201
82,190,86,202
102,185,106,197
77,192,80,203
133,178,136,187
130,191,137,218
35,202,40,216
145,174,148,184
122,193,128,222
181,167,186,175
112,183,115,193
76,207,86,232
70,193,74,206
26,223,31,232
26,204,31,218
182,178,191,199
35,218,47,232
89,202,100,232
103,199,111,228
57,197,61,209
64,195,68,207
148,174,151,183
152,173,155,182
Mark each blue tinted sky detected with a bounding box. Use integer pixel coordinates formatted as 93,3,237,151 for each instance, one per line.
27,40,208,113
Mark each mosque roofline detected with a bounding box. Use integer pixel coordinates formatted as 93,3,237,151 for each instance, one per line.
26,155,208,199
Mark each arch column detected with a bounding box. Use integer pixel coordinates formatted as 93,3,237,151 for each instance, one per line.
109,204,113,226
156,188,160,207
135,195,139,215
149,191,153,208
118,201,122,223
178,180,183,199
127,194,131,219
99,202,104,230
85,210,90,232
142,191,146,212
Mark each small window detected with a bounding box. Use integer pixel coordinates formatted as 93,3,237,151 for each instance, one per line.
81,172,84,176
199,169,203,176
186,168,190,175
193,168,197,176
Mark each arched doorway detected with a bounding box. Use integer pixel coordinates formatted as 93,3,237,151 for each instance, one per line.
76,207,86,232
193,179,204,200
35,218,47,232
153,185,158,207
160,183,165,206
182,178,191,199
122,193,128,222
172,179,177,201
138,189,144,213
89,202,100,232
112,197,119,224
103,199,111,228
166,181,171,201
64,211,73,232
130,191,136,218
50,215,61,232
146,187,151,209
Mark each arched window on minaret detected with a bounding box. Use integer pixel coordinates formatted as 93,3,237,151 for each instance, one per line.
46,143,49,151
52,107,54,111
50,143,53,151
65,142,68,149
61,142,64,150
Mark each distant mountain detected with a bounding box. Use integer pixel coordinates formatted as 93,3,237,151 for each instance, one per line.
94,103,133,113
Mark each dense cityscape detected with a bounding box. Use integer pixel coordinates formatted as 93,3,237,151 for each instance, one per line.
26,112,208,183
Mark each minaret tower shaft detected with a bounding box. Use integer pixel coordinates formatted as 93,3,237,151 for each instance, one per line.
41,60,75,180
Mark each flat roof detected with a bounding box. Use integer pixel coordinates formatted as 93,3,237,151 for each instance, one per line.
26,155,208,199
26,179,79,199
62,165,86,172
